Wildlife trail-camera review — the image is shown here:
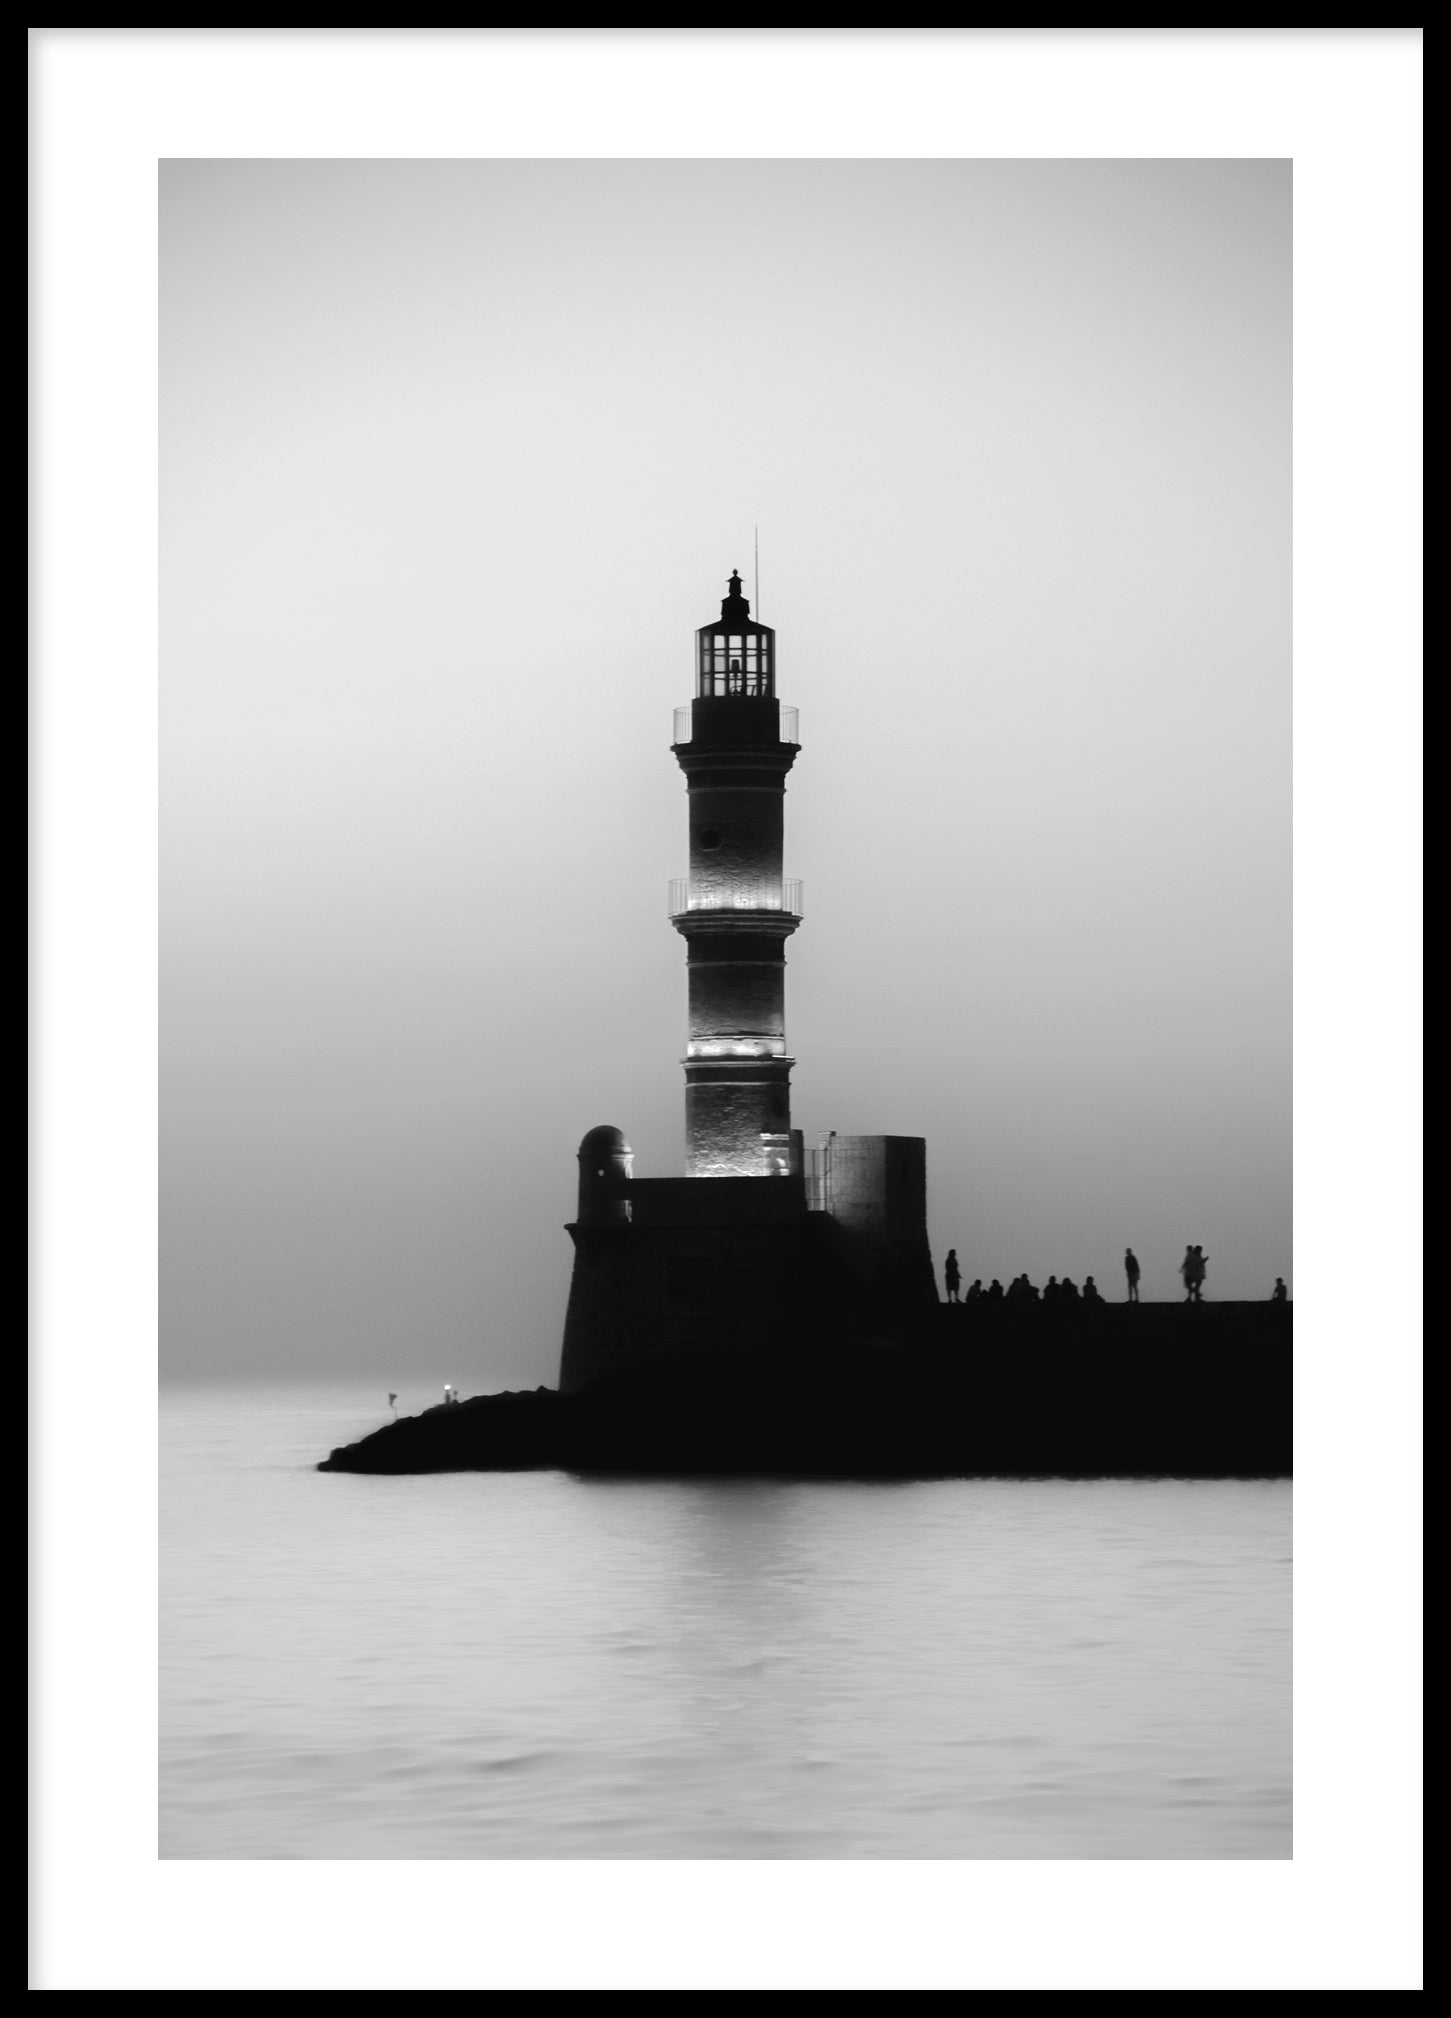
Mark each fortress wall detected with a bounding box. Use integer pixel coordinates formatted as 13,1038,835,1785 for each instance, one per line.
558,1208,915,1394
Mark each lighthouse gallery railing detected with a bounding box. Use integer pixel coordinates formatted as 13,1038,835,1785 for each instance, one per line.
673,703,799,747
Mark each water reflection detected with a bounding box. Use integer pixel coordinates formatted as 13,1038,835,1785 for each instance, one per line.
665,1482,815,1737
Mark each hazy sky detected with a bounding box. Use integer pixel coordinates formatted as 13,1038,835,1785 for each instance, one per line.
161,159,1289,1382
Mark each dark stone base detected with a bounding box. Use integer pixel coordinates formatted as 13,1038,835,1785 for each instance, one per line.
318,1303,1292,1479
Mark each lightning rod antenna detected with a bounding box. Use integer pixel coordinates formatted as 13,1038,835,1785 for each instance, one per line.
754,526,760,618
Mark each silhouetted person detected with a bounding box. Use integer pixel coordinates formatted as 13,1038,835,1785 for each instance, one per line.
1043,1275,1060,1303
1271,1277,1288,1303
1023,1278,1040,1301
944,1249,961,1303
1180,1246,1207,1303
965,1278,982,1301
1060,1277,1080,1300
1006,1274,1027,1302
985,1278,1004,1301
1082,1277,1103,1303
1124,1249,1141,1302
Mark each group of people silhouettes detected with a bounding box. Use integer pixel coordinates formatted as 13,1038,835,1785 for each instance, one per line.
943,1245,1289,1305
943,1261,1105,1304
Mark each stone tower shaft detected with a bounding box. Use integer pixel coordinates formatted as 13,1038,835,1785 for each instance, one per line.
670,573,801,1179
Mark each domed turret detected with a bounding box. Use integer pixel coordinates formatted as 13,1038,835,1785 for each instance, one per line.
576,1126,633,1224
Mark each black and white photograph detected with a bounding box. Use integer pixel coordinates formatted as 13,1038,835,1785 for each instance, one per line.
34,28,1421,1993
160,151,1296,1865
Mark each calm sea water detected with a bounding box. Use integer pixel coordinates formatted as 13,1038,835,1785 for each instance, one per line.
161,1383,1291,1859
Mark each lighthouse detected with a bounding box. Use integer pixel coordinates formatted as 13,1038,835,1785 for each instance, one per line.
671,571,802,1178
557,569,934,1394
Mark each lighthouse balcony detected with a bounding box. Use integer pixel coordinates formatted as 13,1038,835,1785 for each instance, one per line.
669,877,802,920
673,702,799,747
